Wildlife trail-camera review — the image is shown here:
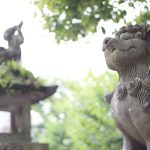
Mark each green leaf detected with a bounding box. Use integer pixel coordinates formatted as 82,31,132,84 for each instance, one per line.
32,71,121,150
128,2,135,8
33,0,150,42
101,27,106,34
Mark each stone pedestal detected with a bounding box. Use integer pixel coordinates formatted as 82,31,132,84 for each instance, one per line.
0,142,48,150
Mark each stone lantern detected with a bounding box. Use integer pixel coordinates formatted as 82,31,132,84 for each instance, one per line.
0,22,58,149
0,84,58,149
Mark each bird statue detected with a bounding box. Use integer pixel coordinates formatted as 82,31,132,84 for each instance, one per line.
0,21,24,64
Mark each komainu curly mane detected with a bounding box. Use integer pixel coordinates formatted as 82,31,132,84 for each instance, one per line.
105,24,150,109
118,25,150,109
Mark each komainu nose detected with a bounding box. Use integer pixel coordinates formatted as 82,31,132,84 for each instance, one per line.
102,37,112,51
104,37,112,45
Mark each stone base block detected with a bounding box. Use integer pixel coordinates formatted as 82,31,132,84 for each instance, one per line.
0,142,48,150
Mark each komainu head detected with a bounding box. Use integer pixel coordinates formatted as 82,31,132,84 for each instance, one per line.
102,24,150,71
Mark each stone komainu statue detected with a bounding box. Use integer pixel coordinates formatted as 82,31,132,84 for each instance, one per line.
0,21,24,63
103,24,150,150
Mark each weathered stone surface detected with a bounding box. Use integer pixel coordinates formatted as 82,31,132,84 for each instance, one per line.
0,21,24,62
0,142,48,150
0,134,30,142
103,24,150,150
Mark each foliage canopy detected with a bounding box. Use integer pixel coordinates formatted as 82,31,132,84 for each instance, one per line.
34,0,150,42
32,72,121,150
0,60,45,94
